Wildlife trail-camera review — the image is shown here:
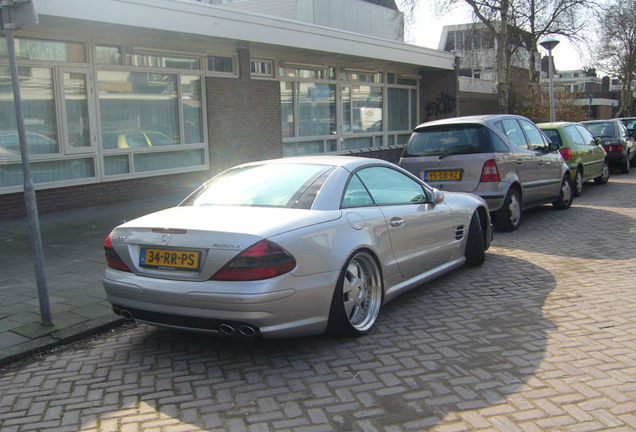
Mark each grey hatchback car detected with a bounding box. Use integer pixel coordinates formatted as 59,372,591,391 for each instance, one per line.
399,114,573,230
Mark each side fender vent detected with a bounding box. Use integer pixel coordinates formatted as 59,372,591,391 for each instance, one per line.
455,225,466,240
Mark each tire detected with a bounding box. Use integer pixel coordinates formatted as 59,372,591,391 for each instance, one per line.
594,160,610,185
552,175,573,210
494,188,522,231
620,156,630,174
465,213,485,267
327,251,383,337
573,168,583,197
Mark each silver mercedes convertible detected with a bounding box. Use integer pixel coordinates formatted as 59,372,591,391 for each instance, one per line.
103,156,492,338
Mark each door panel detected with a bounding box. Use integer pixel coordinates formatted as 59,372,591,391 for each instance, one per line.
355,166,457,280
378,202,455,279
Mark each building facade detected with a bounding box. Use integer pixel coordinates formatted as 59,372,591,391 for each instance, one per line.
438,23,538,116
0,0,457,219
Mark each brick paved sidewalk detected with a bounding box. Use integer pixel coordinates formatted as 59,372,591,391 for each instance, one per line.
0,170,634,431
0,193,186,365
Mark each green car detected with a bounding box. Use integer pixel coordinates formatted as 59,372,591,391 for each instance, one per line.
537,122,609,196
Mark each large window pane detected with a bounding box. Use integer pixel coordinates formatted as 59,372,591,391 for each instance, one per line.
96,45,122,65
0,66,58,159
388,88,408,131
298,83,335,137
343,136,373,150
98,71,179,149
282,140,323,157
0,37,85,63
411,89,418,129
64,72,91,148
104,154,130,176
281,81,294,138
134,149,204,172
0,158,94,187
182,75,203,144
344,85,382,134
129,54,200,70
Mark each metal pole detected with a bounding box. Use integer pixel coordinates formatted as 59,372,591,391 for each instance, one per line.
548,49,556,122
5,27,53,327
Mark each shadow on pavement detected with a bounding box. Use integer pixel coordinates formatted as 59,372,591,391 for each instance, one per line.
65,253,556,431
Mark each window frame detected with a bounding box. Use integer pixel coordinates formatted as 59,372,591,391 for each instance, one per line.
206,53,238,78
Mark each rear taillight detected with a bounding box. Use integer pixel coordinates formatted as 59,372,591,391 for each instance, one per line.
211,239,296,281
559,147,573,161
480,159,500,182
604,145,624,152
104,233,132,272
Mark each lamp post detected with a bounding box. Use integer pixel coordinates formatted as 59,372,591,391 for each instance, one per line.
540,37,560,122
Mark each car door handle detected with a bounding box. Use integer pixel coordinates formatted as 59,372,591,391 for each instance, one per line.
516,159,525,164
390,217,404,228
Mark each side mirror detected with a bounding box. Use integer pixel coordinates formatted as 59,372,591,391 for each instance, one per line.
595,137,601,145
432,188,445,204
547,142,560,152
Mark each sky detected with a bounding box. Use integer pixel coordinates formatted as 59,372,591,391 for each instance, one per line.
396,0,591,72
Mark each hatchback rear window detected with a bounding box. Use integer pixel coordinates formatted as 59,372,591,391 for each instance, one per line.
542,129,562,146
404,124,492,157
585,122,616,138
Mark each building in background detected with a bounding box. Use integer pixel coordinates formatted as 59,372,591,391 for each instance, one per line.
1,0,457,219
539,66,618,120
438,23,538,116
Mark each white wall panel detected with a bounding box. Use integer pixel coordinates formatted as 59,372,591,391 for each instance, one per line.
223,0,296,19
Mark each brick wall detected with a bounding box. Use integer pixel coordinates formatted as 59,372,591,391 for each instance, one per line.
0,172,208,220
206,45,283,174
420,70,458,123
457,91,499,116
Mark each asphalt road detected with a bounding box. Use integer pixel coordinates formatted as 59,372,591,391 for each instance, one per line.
1,169,635,432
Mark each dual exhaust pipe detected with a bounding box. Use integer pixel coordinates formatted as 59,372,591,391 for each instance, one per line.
113,307,259,339
218,323,258,338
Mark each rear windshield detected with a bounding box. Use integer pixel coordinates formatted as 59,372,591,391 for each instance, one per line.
404,124,492,157
584,122,616,138
181,163,334,209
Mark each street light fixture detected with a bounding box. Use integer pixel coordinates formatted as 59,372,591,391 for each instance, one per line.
540,37,560,122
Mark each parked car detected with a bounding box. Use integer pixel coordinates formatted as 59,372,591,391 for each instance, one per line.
102,129,175,149
537,122,610,196
0,130,59,158
617,117,636,138
103,156,492,338
399,114,573,231
581,119,636,173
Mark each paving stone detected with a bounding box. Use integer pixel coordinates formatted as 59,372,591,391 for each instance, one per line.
0,175,635,431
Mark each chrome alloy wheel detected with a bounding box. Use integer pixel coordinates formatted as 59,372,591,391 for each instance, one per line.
574,169,583,196
342,252,382,332
561,178,573,207
508,193,521,227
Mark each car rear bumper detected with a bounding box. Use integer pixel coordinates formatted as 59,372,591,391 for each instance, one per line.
103,268,340,338
605,151,627,164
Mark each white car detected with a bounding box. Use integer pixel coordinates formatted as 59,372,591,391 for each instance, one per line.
103,156,492,338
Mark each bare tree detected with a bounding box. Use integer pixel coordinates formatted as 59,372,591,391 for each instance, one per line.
596,0,636,117
399,0,591,113
511,0,592,84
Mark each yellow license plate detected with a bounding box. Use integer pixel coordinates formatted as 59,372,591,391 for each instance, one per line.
140,248,200,271
426,170,461,181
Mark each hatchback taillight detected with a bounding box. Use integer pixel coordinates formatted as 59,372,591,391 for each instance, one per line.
604,145,624,152
480,159,500,182
104,233,132,272
211,239,296,281
559,147,573,161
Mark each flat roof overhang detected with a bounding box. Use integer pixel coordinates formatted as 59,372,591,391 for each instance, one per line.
32,0,455,71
